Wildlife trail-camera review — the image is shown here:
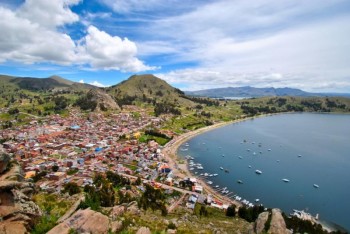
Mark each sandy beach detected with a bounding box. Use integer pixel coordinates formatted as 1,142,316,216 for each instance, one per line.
162,118,252,207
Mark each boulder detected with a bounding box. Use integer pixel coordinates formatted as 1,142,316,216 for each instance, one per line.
127,202,140,215
0,153,10,174
48,208,110,234
110,221,123,233
255,211,269,234
268,209,289,234
110,205,126,220
136,226,151,234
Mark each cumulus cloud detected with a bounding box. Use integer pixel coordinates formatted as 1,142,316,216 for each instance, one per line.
18,0,81,29
0,0,153,72
78,26,156,72
79,79,84,83
90,80,106,87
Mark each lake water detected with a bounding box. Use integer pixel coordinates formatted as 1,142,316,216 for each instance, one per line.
177,113,350,231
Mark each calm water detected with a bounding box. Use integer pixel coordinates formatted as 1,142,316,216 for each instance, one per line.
178,113,350,231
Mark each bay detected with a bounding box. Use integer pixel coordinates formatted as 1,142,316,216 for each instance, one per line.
178,113,350,231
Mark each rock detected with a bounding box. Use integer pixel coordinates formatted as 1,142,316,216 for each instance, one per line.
110,221,123,233
0,220,28,234
110,205,126,220
136,226,151,234
48,208,110,234
127,202,140,215
86,89,120,112
0,153,10,174
268,209,289,234
167,229,177,234
255,211,269,234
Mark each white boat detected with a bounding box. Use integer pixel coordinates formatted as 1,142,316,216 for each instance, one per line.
268,149,271,151
197,166,204,170
313,184,319,188
220,167,224,170
213,174,218,176
215,185,219,188
207,181,213,185
255,170,262,174
248,165,252,168
189,167,194,170
255,199,260,202
204,173,209,176
237,180,243,184
298,154,302,157
238,156,243,159
282,179,290,182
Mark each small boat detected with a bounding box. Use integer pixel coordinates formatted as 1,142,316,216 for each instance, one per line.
247,149,251,152
298,154,302,157
238,156,243,159
282,179,290,182
255,170,262,174
207,181,213,185
313,184,319,188
189,167,194,170
215,185,219,188
248,165,252,168
255,199,260,202
204,173,209,176
253,152,256,155
237,180,243,184
213,174,218,176
277,160,280,162
224,169,229,173
220,167,224,170
268,149,271,151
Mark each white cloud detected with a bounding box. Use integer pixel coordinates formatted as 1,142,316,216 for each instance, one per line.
0,0,154,72
79,79,84,83
77,26,157,72
90,80,106,87
18,0,81,29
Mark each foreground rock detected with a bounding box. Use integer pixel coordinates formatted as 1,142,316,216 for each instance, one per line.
0,152,42,233
48,208,123,234
268,208,289,234
254,211,269,234
136,226,152,234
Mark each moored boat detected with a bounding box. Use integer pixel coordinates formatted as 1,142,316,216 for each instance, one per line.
255,170,262,174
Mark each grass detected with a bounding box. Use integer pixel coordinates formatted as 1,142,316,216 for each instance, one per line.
139,134,170,146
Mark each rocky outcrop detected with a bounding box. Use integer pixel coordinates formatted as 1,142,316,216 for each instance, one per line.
0,152,10,174
0,153,42,234
255,211,269,234
268,209,289,234
252,209,289,234
87,89,120,112
48,208,123,234
136,226,152,234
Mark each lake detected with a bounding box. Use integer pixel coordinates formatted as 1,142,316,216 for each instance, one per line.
177,113,350,231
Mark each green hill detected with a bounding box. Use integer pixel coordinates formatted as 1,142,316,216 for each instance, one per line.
106,74,194,107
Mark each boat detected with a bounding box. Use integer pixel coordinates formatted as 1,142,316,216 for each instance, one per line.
238,156,243,159
298,154,302,157
237,180,243,184
255,199,260,202
207,181,213,185
189,167,194,170
255,170,262,174
197,166,204,170
248,165,252,168
213,173,218,176
220,167,224,170
224,169,229,173
247,149,251,152
215,185,219,188
253,152,256,155
268,149,271,151
204,173,209,176
313,184,319,188
282,179,290,182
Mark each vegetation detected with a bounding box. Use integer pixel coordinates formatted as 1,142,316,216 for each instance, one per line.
138,184,168,216
63,182,80,196
32,193,73,234
238,205,265,222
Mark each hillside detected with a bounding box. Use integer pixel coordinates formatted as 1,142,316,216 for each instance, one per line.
186,86,350,98
0,74,95,92
106,74,195,107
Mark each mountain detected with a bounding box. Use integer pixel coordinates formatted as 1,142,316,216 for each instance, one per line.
106,74,194,106
0,74,95,92
185,86,350,98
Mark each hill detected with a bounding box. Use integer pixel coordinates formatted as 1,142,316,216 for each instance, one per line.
0,74,95,92
185,86,350,98
106,74,195,107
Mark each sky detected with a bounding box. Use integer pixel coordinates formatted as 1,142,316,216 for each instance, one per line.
0,0,350,92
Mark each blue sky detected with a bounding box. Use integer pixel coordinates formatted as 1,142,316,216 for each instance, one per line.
0,0,350,92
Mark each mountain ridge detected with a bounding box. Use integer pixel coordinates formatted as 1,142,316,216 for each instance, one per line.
185,86,350,98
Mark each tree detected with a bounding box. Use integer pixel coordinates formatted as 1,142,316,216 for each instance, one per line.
226,204,236,217
52,165,59,172
63,182,80,196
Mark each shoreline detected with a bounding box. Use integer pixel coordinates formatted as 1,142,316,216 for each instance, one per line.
162,114,278,207
162,112,345,233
